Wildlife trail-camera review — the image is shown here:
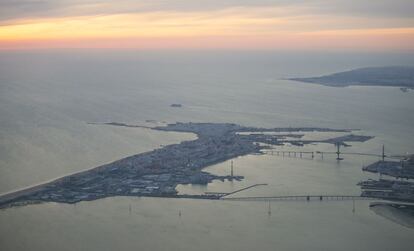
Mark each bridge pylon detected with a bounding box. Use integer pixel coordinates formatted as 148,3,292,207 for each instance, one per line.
336,143,343,160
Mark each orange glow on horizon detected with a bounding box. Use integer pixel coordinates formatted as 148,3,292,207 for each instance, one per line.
0,7,413,51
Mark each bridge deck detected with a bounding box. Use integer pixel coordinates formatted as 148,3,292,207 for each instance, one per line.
205,184,268,198
221,195,377,201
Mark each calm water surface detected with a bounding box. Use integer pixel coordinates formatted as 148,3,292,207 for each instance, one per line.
0,50,413,250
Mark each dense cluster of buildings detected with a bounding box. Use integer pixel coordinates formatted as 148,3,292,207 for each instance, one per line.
1,122,372,208
360,155,414,202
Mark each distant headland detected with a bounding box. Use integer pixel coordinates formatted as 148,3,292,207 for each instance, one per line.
289,66,414,91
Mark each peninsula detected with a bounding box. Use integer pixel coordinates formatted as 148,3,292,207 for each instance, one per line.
289,66,414,90
0,122,373,208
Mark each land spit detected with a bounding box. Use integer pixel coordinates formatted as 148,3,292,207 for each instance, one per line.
0,122,373,208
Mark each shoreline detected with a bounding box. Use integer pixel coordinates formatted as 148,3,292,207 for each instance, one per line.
0,122,373,209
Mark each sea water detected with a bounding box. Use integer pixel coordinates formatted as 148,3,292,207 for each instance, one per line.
0,50,413,250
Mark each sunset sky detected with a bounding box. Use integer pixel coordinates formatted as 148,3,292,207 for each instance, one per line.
0,0,413,50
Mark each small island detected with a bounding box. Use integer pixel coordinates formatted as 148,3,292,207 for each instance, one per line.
170,103,182,108
289,66,414,90
0,122,373,209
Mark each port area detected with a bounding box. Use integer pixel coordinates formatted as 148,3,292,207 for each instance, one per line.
0,122,372,209
359,156,414,202
363,159,414,179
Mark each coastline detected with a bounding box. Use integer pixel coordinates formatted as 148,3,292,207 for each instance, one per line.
0,122,373,209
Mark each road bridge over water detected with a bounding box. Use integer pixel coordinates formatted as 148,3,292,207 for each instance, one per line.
205,183,268,197
203,184,378,202
221,195,378,201
262,144,404,161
